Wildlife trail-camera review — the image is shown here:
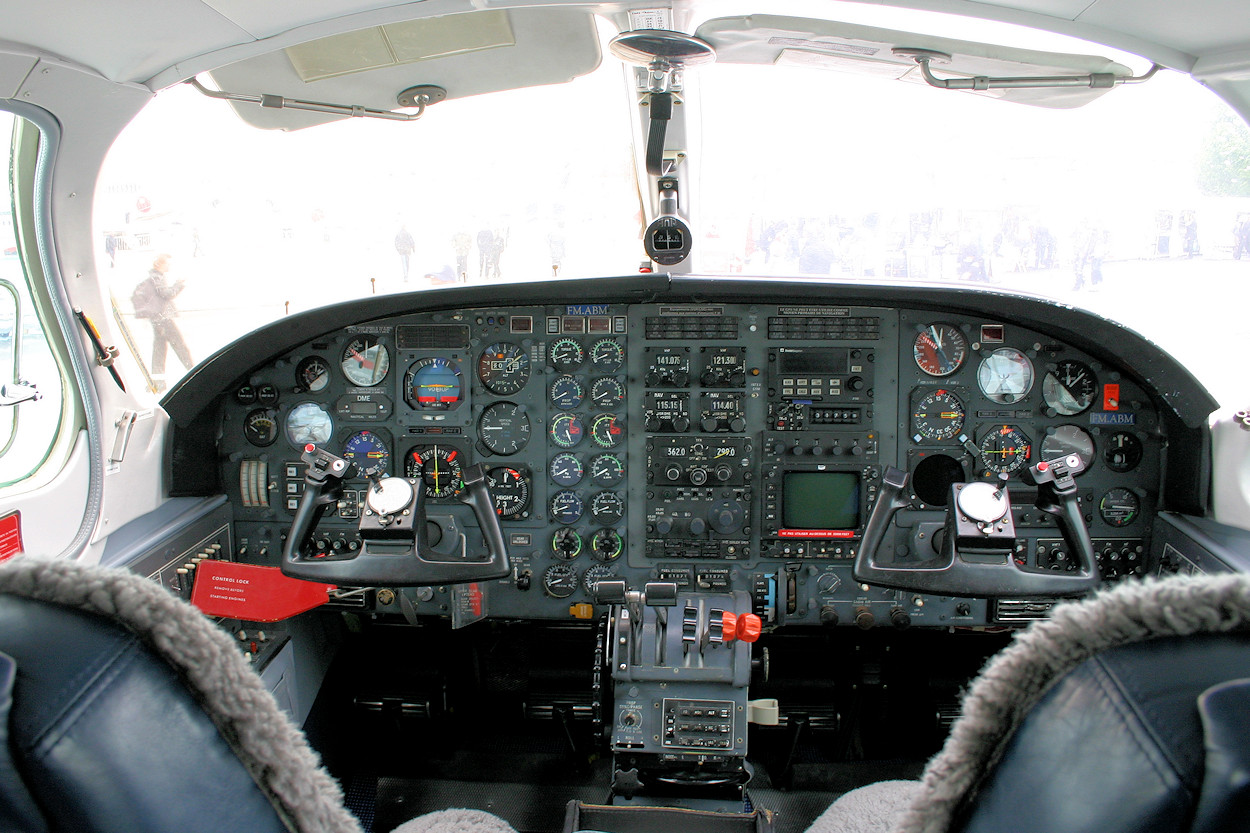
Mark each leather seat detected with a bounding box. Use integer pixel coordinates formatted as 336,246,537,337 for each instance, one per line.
954,633,1250,833
0,558,363,833
0,594,290,833
808,575,1250,833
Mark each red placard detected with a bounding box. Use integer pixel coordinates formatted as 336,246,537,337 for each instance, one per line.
190,560,334,622
1103,383,1121,411
0,512,23,562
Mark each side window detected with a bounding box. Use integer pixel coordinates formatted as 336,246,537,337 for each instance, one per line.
0,111,67,486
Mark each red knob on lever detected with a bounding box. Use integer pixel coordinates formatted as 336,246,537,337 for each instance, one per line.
736,613,762,643
721,611,738,642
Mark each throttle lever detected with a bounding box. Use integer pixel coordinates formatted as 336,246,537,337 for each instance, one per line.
1026,455,1100,582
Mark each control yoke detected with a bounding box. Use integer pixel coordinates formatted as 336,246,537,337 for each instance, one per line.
854,458,1100,597
282,444,510,586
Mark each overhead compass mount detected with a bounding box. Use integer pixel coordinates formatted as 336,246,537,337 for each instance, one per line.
893,48,1160,92
609,29,715,177
186,76,445,122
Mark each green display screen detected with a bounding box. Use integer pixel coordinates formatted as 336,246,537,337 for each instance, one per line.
782,472,860,529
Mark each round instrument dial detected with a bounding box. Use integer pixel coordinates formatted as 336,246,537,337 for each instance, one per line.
342,430,390,477
550,453,584,487
485,466,530,519
590,413,624,448
342,337,390,387
551,528,583,560
549,338,584,371
590,453,625,487
296,356,331,392
590,491,625,525
913,324,968,377
478,402,531,455
590,377,625,409
1104,432,1143,473
542,564,579,598
478,342,531,395
1039,425,1095,470
912,389,966,441
405,357,463,411
257,384,280,406
583,565,618,595
977,348,1035,405
550,489,584,524
591,528,624,562
406,444,464,498
979,425,1031,475
284,402,333,447
236,386,258,405
590,338,625,372
1043,360,1097,415
549,413,585,449
1100,488,1141,527
243,408,278,447
549,375,584,410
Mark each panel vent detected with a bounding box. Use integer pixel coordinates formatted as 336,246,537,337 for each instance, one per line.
396,324,471,350
991,598,1059,623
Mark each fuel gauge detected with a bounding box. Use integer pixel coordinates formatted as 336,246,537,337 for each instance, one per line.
543,564,580,598
550,489,584,524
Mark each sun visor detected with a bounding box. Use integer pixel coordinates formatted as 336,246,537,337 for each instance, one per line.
695,15,1135,109
207,8,602,130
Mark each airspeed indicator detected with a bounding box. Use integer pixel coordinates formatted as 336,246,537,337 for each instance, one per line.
914,324,968,377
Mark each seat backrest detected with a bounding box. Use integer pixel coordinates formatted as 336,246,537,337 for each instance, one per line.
896,574,1250,833
0,558,363,833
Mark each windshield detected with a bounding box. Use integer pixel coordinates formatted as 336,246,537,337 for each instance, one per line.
95,50,640,392
694,64,1250,411
94,15,1250,410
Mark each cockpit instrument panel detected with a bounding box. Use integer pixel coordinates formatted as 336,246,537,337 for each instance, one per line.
221,299,1165,628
